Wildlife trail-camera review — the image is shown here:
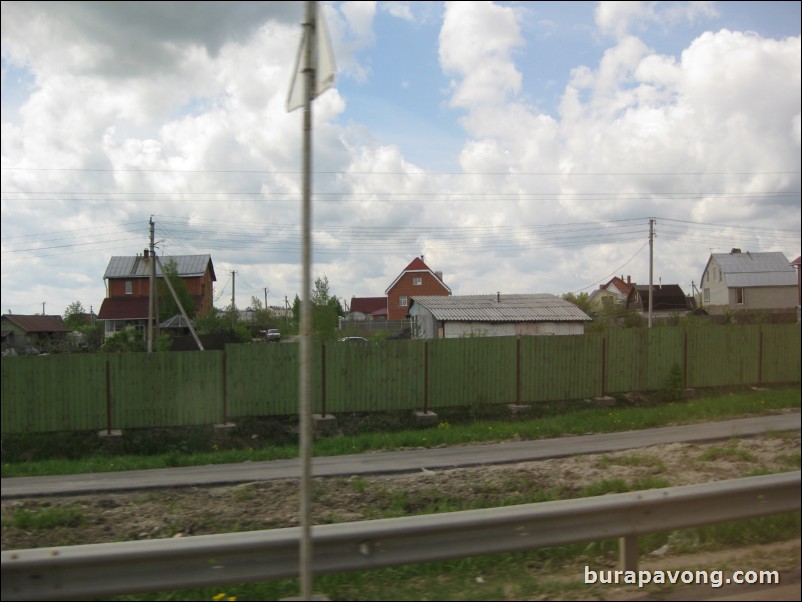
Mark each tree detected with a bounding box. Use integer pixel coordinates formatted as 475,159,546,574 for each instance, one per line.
158,259,196,322
292,276,346,341
248,296,277,329
63,300,87,330
562,292,593,316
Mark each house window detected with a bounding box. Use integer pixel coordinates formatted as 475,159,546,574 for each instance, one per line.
736,288,744,304
399,296,408,307
125,280,133,295
703,288,710,302
413,277,422,286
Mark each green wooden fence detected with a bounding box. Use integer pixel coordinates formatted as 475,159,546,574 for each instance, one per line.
1,324,799,434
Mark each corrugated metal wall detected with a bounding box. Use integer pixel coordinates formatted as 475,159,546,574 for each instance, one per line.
226,343,304,417
109,352,223,428
1,354,107,433
1,324,799,434
428,337,516,406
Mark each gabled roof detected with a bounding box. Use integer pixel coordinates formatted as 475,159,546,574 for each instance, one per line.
410,294,591,322
349,297,388,316
627,285,690,311
104,255,216,281
385,257,451,294
1,314,69,333
601,276,634,296
704,251,796,288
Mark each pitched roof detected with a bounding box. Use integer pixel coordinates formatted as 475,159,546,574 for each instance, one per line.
601,276,634,296
709,251,796,287
628,285,690,311
410,294,591,322
97,297,150,320
104,255,216,281
349,297,388,316
385,257,452,294
1,314,69,333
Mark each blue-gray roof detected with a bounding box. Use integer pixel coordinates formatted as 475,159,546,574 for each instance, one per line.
104,255,216,281
410,294,591,322
712,252,795,288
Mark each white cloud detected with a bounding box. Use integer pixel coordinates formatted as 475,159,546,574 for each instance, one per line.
1,2,799,316
439,1,524,107
596,1,718,40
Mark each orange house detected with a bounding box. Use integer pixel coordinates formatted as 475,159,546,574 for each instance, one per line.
385,256,451,320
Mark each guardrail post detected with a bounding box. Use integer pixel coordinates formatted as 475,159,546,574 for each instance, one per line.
619,535,638,571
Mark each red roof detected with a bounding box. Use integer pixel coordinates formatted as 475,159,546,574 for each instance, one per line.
601,276,634,296
402,257,430,272
350,297,387,316
385,256,451,295
1,314,69,333
98,297,150,320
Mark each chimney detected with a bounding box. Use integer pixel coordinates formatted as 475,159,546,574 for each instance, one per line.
627,275,631,284
731,248,741,254
497,291,501,303
435,271,443,281
144,249,149,259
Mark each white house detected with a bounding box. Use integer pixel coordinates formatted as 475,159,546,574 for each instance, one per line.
408,294,591,339
700,249,797,314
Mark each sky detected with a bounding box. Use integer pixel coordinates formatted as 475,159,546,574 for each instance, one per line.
2,1,800,318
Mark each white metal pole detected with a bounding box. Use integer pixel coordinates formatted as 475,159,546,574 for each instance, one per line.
299,1,315,599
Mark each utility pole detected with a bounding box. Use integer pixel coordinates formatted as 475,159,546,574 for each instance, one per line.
231,271,237,327
42,302,45,315
648,218,655,328
264,287,269,310
148,217,156,353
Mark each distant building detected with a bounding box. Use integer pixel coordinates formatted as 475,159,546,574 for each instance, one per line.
1,314,69,351
348,297,388,320
626,284,692,318
408,294,591,339
97,252,216,338
588,275,634,313
385,256,451,321
700,249,797,315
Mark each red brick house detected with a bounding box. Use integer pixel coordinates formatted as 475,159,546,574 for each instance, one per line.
348,296,388,320
97,252,216,337
385,256,451,320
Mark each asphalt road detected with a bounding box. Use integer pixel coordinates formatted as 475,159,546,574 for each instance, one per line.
3,412,799,499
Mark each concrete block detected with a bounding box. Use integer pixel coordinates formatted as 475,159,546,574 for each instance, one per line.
414,410,439,425
97,429,123,439
592,396,616,407
313,413,338,433
214,422,237,432
507,403,530,413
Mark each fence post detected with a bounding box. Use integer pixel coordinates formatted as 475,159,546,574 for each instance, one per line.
516,336,522,404
424,341,429,414
600,337,606,397
758,328,764,386
105,357,113,434
321,343,327,417
222,352,228,424
683,332,689,388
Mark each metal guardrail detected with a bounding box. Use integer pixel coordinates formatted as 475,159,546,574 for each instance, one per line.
2,471,799,601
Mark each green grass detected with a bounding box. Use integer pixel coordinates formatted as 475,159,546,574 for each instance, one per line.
3,385,799,478
2,505,86,530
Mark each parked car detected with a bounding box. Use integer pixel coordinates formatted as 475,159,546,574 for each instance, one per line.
338,336,368,343
261,329,281,342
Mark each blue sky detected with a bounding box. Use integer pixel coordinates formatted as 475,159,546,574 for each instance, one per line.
1,1,800,317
